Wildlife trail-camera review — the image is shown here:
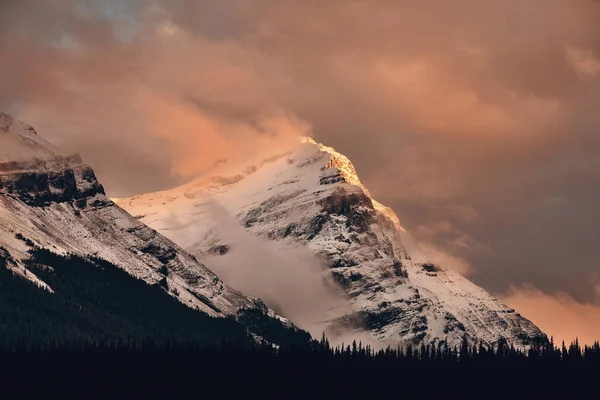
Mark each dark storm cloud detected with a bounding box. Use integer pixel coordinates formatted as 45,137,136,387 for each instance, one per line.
1,0,600,341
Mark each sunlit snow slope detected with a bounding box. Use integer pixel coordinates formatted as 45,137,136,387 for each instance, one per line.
116,137,545,348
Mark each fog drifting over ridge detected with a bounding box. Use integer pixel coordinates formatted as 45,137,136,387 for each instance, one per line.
1,0,600,344
193,202,356,342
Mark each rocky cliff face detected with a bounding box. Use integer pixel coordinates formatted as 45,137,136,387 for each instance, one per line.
117,137,545,348
0,112,106,206
0,113,292,332
0,156,105,207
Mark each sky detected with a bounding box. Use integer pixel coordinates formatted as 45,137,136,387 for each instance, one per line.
1,0,599,344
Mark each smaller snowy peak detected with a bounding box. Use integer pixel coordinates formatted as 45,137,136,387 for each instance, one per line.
0,113,61,164
0,114,294,328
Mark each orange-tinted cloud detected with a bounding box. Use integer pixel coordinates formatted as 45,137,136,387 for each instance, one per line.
502,285,600,346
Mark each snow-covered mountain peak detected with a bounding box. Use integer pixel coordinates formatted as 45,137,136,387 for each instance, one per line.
119,137,545,348
300,136,317,145
302,137,369,194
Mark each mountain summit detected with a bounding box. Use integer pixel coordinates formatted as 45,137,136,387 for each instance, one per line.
117,136,545,348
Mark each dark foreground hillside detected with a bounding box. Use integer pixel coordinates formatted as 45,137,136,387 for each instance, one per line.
0,247,310,351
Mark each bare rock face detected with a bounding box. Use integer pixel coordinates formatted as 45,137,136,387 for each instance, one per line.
0,160,106,207
117,137,546,348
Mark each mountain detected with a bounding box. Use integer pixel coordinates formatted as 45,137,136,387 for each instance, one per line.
116,137,545,348
0,112,309,348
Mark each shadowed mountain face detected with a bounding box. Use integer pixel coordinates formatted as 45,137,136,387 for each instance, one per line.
0,112,309,347
117,138,546,348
